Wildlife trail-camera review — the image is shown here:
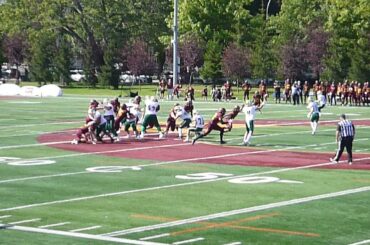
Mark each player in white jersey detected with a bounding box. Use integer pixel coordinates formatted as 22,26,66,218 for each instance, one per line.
184,110,204,142
175,106,192,139
317,91,326,112
103,101,118,139
307,97,320,135
242,99,266,146
140,97,164,139
94,110,114,143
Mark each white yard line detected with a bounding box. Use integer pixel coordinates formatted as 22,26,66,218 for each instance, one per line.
103,185,370,237
0,141,73,150
0,121,79,130
224,242,241,245
172,237,204,244
0,129,75,139
38,222,71,228
0,171,88,184
1,138,369,186
0,215,11,219
140,233,170,241
9,218,41,225
0,139,347,184
348,240,370,245
69,225,101,232
2,156,369,213
4,225,168,245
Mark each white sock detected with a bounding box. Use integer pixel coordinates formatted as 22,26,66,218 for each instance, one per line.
245,132,252,143
178,128,182,138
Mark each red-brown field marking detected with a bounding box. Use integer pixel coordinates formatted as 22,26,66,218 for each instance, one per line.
37,129,370,170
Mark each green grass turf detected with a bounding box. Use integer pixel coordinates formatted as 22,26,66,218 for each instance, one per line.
0,91,369,244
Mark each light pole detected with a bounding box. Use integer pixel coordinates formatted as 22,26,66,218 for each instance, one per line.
266,0,272,19
173,0,179,86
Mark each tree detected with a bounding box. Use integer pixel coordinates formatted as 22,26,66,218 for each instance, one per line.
123,39,157,79
53,35,72,86
179,34,205,83
348,34,370,82
178,0,253,44
250,15,277,79
280,39,308,80
3,34,28,84
305,21,330,80
29,32,54,85
325,0,370,81
201,40,223,82
0,0,171,86
221,42,250,81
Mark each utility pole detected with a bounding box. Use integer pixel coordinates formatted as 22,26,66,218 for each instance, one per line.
266,0,272,19
173,0,179,85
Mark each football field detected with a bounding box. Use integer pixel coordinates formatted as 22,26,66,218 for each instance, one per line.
0,95,370,245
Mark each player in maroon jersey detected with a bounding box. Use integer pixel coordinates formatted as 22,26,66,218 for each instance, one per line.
192,108,229,145
110,98,120,115
223,105,241,131
164,103,180,136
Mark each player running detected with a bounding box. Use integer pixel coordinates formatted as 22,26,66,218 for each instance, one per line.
307,97,320,135
192,108,229,145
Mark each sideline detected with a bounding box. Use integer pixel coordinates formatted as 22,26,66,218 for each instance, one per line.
1,224,167,245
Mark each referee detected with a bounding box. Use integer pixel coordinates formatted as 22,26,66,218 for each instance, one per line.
330,114,355,165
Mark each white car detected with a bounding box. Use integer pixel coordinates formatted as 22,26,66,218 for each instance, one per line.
70,70,85,82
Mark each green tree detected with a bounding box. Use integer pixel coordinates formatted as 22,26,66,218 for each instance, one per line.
325,0,370,81
201,40,223,82
178,0,253,44
0,0,171,86
29,32,54,85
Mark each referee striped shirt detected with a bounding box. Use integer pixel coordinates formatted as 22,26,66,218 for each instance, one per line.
337,120,355,137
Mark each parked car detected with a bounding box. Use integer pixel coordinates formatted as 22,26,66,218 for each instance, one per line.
70,70,85,82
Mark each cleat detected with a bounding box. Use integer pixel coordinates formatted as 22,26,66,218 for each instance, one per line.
330,158,338,164
220,141,226,144
159,132,164,139
71,139,78,145
348,161,352,165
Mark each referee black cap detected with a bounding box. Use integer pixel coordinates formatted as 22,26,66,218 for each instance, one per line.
340,114,346,119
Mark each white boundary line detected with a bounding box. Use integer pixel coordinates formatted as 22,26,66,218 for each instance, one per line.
9,218,41,225
103,185,370,237
172,237,204,244
140,233,170,241
2,225,168,245
2,157,369,213
69,225,101,232
349,239,370,245
38,222,71,228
